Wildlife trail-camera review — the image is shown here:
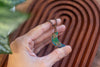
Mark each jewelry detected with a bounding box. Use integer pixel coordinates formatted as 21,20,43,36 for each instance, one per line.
49,19,65,48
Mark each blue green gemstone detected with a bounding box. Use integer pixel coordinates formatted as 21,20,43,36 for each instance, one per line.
52,32,65,48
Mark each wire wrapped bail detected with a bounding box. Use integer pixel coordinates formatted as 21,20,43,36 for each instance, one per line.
48,19,57,32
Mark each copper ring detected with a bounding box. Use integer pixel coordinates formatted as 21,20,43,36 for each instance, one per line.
48,19,57,32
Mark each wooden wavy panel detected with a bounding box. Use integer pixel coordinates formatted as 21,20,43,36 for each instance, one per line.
0,0,100,67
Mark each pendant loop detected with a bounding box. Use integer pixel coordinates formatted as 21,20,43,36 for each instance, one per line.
48,19,57,32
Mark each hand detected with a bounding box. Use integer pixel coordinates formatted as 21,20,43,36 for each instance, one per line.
7,19,72,67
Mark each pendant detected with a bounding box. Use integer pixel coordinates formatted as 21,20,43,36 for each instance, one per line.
52,32,65,48
48,19,65,48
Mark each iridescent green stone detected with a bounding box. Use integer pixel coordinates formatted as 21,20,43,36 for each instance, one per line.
52,32,65,48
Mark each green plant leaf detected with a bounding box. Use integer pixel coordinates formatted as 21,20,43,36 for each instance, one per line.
0,35,12,54
0,0,26,6
0,1,29,54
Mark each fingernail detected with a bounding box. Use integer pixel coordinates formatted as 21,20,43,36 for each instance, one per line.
56,18,61,22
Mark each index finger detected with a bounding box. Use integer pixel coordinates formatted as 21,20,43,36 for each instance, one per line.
25,18,62,40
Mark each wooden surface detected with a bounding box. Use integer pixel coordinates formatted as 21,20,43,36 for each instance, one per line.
0,55,3,64
92,1,100,67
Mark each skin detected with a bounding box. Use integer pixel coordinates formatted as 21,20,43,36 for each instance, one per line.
7,19,72,67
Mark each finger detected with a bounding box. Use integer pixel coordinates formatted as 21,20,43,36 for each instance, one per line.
29,41,34,50
25,19,62,40
34,25,66,45
26,47,37,57
42,46,72,66
34,32,63,54
34,38,51,54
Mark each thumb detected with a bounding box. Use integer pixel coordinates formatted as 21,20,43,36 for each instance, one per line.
42,46,72,66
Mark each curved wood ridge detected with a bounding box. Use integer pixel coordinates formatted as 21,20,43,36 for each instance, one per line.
1,0,100,67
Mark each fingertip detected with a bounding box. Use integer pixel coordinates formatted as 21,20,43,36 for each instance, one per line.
42,45,72,65
56,25,66,32
56,18,61,23
54,45,72,57
61,25,66,31
64,45,72,54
